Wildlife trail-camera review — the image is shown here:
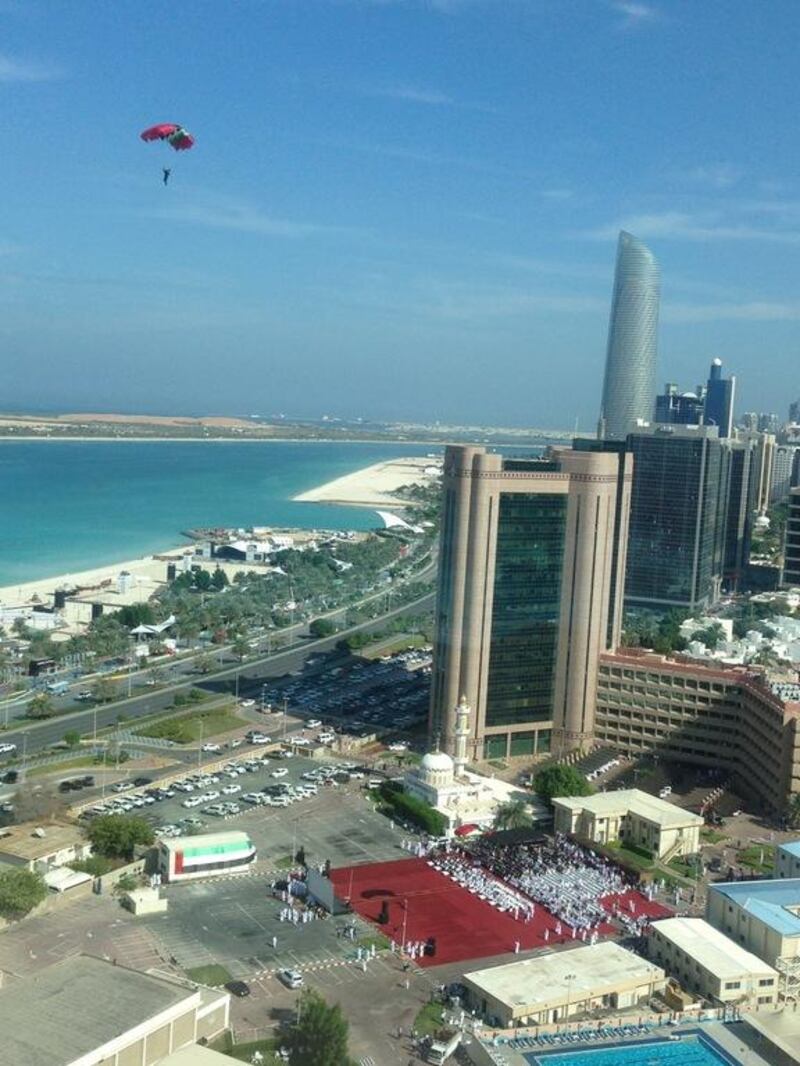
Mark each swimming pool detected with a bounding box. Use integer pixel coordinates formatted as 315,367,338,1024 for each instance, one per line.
525,1034,735,1066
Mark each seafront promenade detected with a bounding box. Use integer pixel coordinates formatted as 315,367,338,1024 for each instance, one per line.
0,456,439,609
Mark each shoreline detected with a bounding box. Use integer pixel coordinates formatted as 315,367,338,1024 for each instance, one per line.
0,546,191,610
0,435,553,445
0,455,441,608
293,456,440,509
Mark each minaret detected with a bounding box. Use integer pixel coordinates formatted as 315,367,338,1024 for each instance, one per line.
453,694,470,778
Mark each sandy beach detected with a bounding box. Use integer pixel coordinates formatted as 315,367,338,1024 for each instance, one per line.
0,547,191,610
293,456,441,509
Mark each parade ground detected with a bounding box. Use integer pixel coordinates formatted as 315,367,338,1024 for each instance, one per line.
330,857,672,968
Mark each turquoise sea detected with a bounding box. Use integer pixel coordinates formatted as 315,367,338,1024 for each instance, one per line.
0,440,441,586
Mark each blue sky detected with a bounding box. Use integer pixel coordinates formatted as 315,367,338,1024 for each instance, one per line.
2,0,800,429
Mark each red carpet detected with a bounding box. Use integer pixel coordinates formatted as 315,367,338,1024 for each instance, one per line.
601,890,673,920
329,858,626,967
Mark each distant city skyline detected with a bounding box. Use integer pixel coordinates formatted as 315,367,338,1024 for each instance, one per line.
2,2,800,426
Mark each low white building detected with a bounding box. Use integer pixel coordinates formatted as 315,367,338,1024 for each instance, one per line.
552,788,703,861
462,942,665,1027
649,917,779,1008
775,841,800,879
157,830,256,883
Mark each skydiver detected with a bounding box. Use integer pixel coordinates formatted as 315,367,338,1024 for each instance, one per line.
163,168,171,186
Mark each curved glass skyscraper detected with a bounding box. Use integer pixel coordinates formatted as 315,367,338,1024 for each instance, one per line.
598,230,660,441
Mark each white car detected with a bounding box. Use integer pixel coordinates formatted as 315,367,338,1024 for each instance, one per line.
202,790,221,802
242,792,263,804
292,736,311,746
318,732,335,744
240,699,256,708
201,743,222,753
272,768,289,778
388,742,408,752
247,734,270,745
182,797,201,809
222,784,241,795
307,719,322,729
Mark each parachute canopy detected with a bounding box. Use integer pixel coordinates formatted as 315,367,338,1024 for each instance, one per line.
140,123,195,151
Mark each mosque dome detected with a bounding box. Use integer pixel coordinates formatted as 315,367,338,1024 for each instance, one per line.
421,751,454,774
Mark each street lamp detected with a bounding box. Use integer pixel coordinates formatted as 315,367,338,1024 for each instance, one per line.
563,973,577,1026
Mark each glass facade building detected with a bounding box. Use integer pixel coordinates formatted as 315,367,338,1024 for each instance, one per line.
485,493,566,729
579,426,731,611
429,446,630,761
599,231,660,441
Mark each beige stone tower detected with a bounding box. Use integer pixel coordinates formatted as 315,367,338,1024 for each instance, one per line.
429,444,631,762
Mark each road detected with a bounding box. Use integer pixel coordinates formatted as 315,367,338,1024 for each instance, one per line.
0,590,435,761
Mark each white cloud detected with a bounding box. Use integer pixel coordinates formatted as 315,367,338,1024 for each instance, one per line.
685,163,741,189
373,85,455,105
580,211,800,245
0,53,62,83
664,301,800,324
146,195,362,240
612,2,658,28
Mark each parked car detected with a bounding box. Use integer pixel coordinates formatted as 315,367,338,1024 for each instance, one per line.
225,980,251,998
278,969,304,990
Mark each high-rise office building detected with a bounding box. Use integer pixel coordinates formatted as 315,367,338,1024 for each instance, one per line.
704,358,736,438
782,487,800,587
789,399,800,426
724,437,758,590
654,383,705,426
598,231,660,441
429,445,631,762
579,425,729,612
770,444,800,504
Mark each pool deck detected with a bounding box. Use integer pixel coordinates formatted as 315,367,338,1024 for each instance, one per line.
477,1022,780,1066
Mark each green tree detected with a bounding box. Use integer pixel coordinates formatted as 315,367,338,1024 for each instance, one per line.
92,676,119,704
309,618,337,638
115,603,155,629
195,652,213,675
286,989,350,1066
114,872,139,894
27,692,54,719
63,729,82,749
493,799,533,831
88,814,154,859
534,764,592,805
232,636,249,662
0,868,47,919
211,568,229,590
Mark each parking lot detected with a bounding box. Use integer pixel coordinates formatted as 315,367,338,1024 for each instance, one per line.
260,649,431,740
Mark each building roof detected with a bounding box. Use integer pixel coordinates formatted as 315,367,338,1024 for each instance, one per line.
158,828,253,852
463,942,663,1011
778,841,800,859
710,880,800,939
0,821,86,862
0,955,197,1066
159,1045,235,1066
553,789,703,830
420,751,454,773
651,918,777,979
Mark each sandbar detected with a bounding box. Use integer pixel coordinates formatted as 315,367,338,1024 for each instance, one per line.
293,456,441,509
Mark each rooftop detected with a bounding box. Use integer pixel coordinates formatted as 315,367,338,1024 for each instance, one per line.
0,955,197,1066
159,828,254,851
710,880,800,938
463,941,663,1009
0,820,86,862
778,841,800,859
553,788,703,829
651,918,777,979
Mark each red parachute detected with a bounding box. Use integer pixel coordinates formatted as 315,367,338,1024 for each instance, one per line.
140,123,195,151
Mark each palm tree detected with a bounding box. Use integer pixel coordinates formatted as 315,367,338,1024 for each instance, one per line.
493,799,533,832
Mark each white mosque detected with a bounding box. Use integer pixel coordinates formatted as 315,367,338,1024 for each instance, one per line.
404,696,542,833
